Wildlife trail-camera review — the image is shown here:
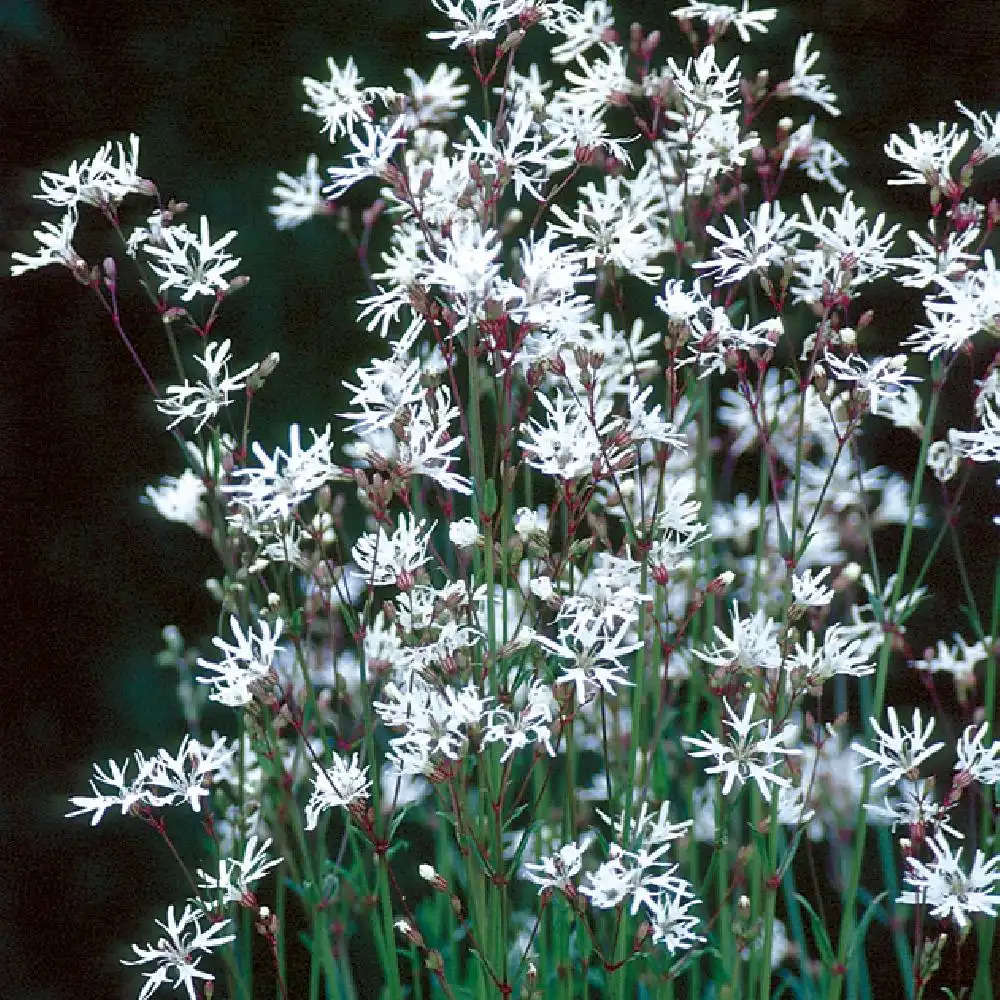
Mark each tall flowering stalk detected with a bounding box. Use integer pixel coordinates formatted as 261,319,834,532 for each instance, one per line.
17,2,1000,999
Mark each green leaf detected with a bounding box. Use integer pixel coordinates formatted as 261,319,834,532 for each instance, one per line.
846,891,888,964
794,893,835,967
747,821,768,865
774,825,806,882
507,824,538,873
483,478,497,516
776,513,792,560
502,801,531,831
388,803,412,841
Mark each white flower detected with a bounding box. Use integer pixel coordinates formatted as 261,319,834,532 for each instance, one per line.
822,351,917,416
325,118,407,198
548,176,665,285
600,800,692,852
693,605,782,673
536,616,640,704
550,0,616,63
783,117,847,187
427,0,526,48
35,133,151,212
196,835,283,904
794,193,899,300
693,201,800,285
910,250,1000,360
122,903,234,1000
224,424,336,524
523,841,586,891
666,44,741,114
302,57,396,142
518,387,615,480
900,832,1000,928
955,101,1000,161
852,707,945,789
778,33,839,117
398,386,472,494
424,222,503,328
911,634,990,686
950,397,1000,463
10,207,87,278
402,64,469,126
872,383,923,433
269,154,329,229
647,889,705,954
791,567,834,607
378,680,490,775
787,626,874,686
580,842,689,915
683,308,777,378
682,693,801,802
67,753,160,825
864,778,961,840
449,517,481,548
684,109,761,184
884,122,969,187
146,735,236,812
955,723,1000,785
894,221,979,290
352,512,436,587
656,278,710,327
155,340,257,432
671,2,777,44
144,215,240,301
457,104,562,201
341,350,424,436
143,470,206,528
563,42,635,110
483,680,556,762
196,616,284,707
304,752,371,829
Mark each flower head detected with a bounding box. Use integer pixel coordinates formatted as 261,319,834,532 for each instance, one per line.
144,215,241,301
122,904,234,1000
900,832,1000,928
682,693,801,801
304,752,372,828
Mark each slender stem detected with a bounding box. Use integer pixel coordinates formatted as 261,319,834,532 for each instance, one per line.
825,368,942,1000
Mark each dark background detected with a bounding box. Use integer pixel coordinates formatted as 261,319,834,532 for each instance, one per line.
3,2,1000,997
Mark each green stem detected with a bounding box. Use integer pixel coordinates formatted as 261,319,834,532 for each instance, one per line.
825,369,942,1000
973,563,1000,1000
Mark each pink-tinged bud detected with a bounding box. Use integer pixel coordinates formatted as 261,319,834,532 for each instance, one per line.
419,864,448,892
395,920,424,947
707,571,735,595
642,30,661,60
161,305,188,325
501,28,525,52
249,351,280,390
633,921,652,951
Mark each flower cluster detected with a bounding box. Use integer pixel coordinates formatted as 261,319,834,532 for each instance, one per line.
29,1,1000,998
